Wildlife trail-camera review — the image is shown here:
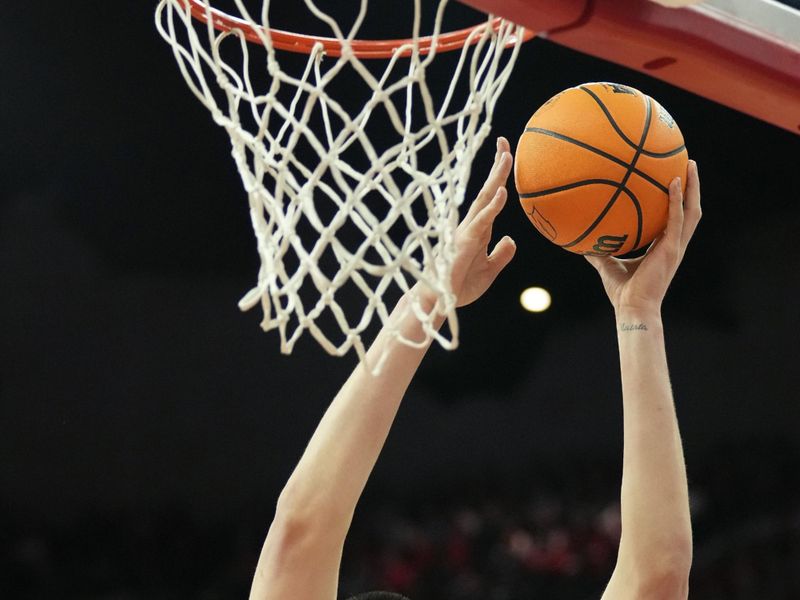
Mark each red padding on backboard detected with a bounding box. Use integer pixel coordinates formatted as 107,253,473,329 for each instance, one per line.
462,0,800,134
462,0,589,33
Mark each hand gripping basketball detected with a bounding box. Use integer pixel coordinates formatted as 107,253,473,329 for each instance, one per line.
585,160,701,315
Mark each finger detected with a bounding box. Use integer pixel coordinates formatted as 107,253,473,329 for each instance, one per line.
467,185,508,236
478,236,516,295
497,136,510,157
492,135,503,164
642,234,663,257
584,253,613,275
487,235,517,274
465,139,506,224
464,147,512,225
679,160,702,249
656,176,685,261
478,150,512,206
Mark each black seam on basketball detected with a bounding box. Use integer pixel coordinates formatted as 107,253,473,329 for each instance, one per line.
579,86,639,149
524,128,669,194
519,178,623,199
556,182,630,249
642,144,686,158
579,86,686,158
530,208,557,240
561,96,652,250
628,186,644,250
557,185,642,249
522,180,641,246
630,98,651,251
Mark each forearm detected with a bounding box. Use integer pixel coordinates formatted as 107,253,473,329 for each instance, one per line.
249,141,513,599
276,286,442,532
615,308,692,568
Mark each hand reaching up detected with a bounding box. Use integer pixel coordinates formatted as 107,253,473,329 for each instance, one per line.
448,136,517,308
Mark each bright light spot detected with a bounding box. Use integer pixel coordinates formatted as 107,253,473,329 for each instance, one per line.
520,287,551,313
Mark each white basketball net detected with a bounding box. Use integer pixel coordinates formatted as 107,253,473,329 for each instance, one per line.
155,0,524,370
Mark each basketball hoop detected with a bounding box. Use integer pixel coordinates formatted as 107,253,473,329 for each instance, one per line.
155,0,529,371
178,0,531,57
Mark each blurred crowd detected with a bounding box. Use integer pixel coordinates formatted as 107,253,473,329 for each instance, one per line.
3,440,799,599
339,464,621,600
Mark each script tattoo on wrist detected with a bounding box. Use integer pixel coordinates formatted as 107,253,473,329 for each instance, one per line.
620,322,648,332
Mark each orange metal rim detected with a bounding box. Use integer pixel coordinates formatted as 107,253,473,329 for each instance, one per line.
183,0,534,58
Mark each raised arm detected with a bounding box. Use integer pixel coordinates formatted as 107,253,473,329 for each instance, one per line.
590,162,701,600
249,138,517,600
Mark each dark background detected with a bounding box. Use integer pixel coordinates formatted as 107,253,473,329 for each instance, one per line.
2,2,799,599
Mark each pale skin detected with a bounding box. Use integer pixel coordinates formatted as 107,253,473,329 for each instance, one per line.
249,137,516,600
249,139,701,600
594,160,701,599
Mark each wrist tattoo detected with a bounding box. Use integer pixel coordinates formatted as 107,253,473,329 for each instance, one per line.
619,322,648,332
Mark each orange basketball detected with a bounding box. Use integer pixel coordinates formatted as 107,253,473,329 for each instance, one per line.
514,82,688,256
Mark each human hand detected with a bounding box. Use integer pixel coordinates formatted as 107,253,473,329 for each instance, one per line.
585,160,702,316
448,137,517,308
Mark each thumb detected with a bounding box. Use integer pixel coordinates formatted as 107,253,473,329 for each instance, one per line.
488,236,517,275
584,254,612,274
